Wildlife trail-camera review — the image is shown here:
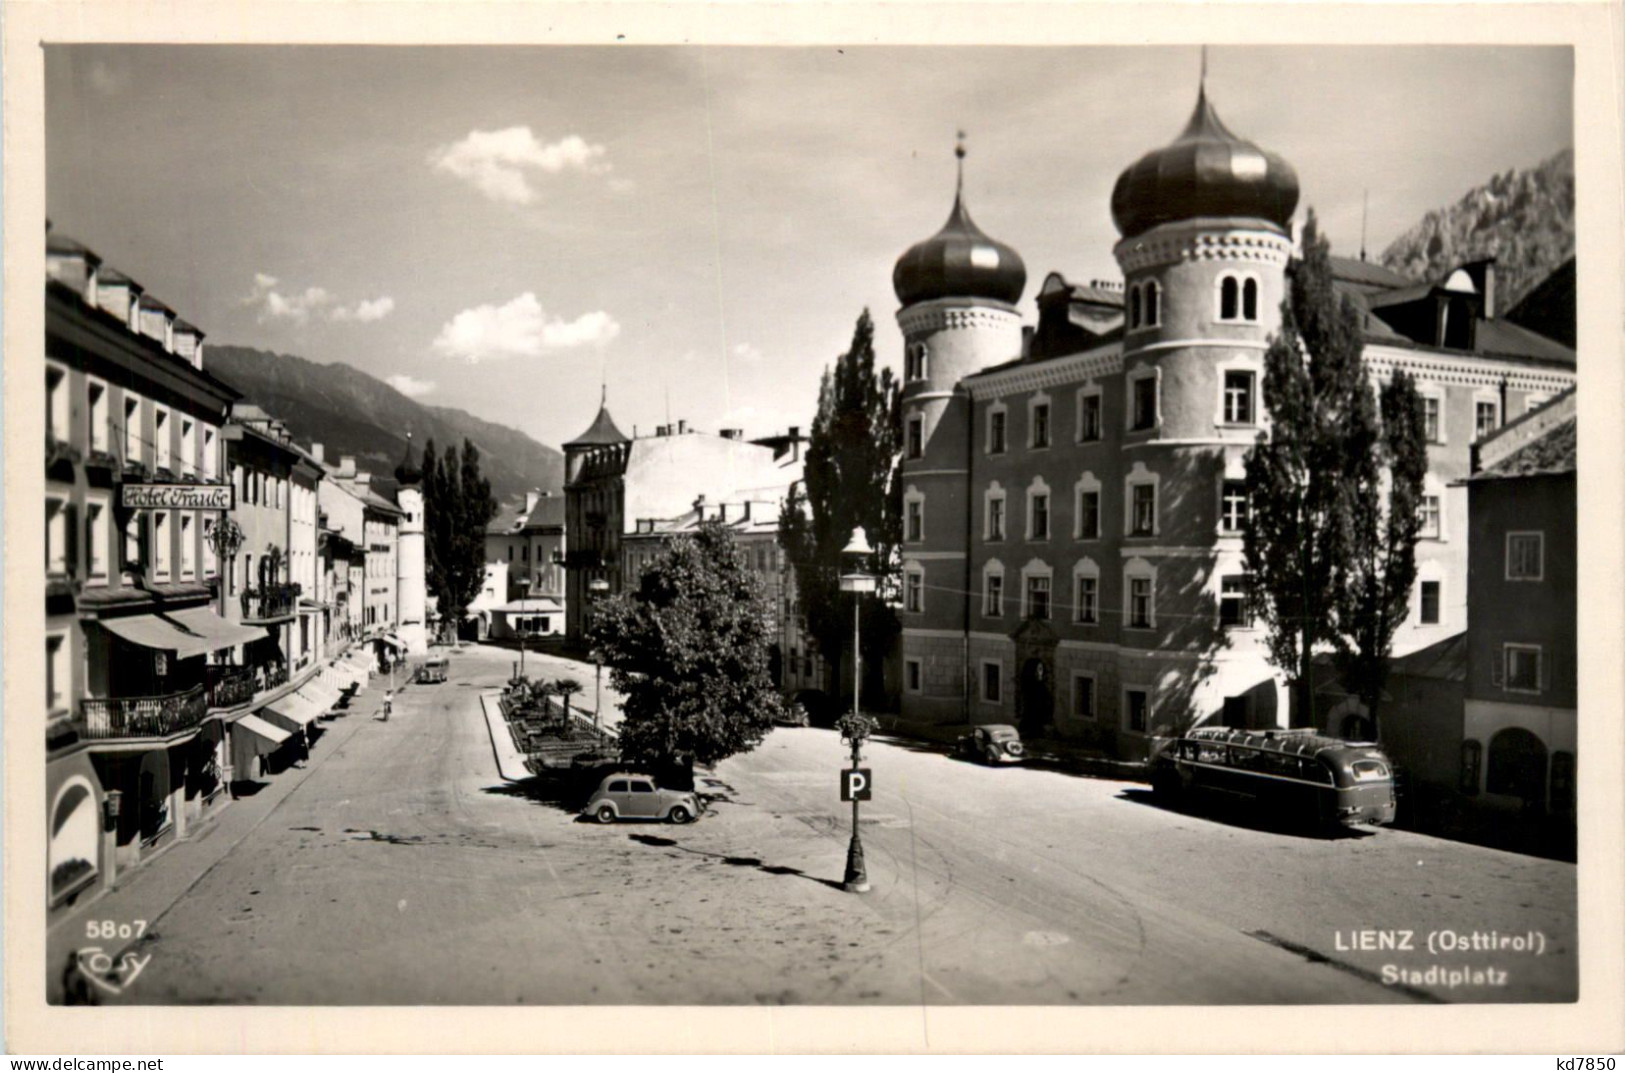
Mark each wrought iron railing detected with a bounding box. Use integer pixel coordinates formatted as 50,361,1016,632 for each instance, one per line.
261,663,289,692
241,583,302,621
78,684,207,740
206,664,257,709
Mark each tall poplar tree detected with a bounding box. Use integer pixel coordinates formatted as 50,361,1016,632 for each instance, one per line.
778,310,902,705
1331,367,1428,739
420,437,498,627
1244,211,1378,728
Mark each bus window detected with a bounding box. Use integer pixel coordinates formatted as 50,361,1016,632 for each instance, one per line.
1350,759,1389,782
1197,742,1226,763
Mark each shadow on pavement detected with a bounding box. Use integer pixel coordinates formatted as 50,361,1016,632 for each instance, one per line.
480,776,583,815
1116,787,1376,842
626,833,845,891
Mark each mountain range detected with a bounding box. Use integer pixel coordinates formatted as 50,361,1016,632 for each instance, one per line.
206,345,564,504
1380,148,1574,315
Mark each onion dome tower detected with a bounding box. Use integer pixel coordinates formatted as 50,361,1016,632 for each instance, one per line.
894,136,1027,719
1107,65,1300,732
394,432,429,653
1109,73,1299,434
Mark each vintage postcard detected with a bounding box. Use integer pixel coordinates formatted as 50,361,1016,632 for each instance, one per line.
4,0,1622,1056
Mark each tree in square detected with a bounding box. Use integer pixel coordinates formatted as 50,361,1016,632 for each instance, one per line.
589,521,787,781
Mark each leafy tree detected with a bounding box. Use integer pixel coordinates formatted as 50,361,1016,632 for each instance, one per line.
590,521,787,778
778,310,902,706
420,437,498,626
1244,210,1403,728
1330,368,1428,739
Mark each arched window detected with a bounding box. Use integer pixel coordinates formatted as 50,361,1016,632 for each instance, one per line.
1242,278,1258,321
1129,286,1142,329
50,779,99,902
1220,276,1239,321
1144,280,1160,326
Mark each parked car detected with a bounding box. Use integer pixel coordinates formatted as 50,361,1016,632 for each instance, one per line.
583,773,701,824
773,700,811,727
955,724,1026,765
791,689,837,727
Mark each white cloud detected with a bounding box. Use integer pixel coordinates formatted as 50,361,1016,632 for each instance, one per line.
428,127,611,205
330,296,396,323
386,374,437,399
431,292,620,362
245,274,393,325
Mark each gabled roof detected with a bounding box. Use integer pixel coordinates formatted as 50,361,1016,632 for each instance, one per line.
1476,416,1576,480
1390,632,1467,682
1328,255,1414,293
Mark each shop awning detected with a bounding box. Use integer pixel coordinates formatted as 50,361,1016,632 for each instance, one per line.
331,665,365,690
378,635,406,652
298,683,339,713
263,693,321,732
232,713,291,753
101,607,268,660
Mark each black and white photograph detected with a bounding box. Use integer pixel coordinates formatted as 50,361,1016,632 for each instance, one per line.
6,2,1625,1056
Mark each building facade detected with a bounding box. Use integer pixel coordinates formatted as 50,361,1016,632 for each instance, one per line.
46,231,265,913
893,88,1577,758
1461,391,1576,819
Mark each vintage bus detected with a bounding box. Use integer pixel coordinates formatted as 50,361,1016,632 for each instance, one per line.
1149,727,1397,830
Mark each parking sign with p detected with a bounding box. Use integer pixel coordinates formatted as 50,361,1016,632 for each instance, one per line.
840,768,872,801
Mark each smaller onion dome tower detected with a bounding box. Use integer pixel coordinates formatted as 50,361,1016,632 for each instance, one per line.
394,433,429,654
894,137,1027,719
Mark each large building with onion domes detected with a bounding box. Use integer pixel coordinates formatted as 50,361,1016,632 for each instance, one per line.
894,82,1576,758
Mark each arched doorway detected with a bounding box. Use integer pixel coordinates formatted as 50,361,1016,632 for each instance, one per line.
1018,658,1053,735
1487,727,1548,808
50,779,99,902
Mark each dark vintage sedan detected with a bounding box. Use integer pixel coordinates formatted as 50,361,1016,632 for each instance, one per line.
955,724,1026,765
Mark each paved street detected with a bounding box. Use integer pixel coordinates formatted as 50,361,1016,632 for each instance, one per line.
104,644,1576,1005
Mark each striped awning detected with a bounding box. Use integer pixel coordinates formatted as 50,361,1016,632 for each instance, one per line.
101,608,267,660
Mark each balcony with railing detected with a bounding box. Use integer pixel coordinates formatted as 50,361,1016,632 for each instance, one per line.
241,583,301,623
206,664,258,709
78,684,207,741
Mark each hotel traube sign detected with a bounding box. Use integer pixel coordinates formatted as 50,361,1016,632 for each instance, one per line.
121,483,236,511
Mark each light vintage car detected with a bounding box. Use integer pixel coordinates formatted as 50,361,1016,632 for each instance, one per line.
583,773,701,824
955,724,1026,765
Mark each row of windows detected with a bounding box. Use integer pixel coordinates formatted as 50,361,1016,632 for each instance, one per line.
926,376,1540,467
901,561,1446,630
942,661,1152,732
906,478,1451,545
44,500,217,584
46,363,220,478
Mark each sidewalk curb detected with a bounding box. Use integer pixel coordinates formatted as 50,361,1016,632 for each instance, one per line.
478,691,532,783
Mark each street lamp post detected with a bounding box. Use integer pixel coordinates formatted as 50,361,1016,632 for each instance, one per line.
588,577,610,738
837,528,877,894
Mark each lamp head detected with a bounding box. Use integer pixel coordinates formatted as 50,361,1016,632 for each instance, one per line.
842,528,875,558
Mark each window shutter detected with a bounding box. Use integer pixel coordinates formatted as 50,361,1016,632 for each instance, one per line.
1490,648,1504,688
63,504,79,578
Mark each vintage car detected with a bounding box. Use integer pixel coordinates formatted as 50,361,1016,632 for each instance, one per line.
772,700,811,727
416,656,449,684
955,724,1026,765
583,773,701,824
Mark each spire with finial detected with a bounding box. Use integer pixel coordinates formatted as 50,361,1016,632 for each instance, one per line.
890,126,1026,307
394,429,424,486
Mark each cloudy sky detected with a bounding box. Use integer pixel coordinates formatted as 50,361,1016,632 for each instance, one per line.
45,45,1571,451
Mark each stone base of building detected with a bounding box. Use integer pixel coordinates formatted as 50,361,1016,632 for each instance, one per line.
901,628,1288,760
